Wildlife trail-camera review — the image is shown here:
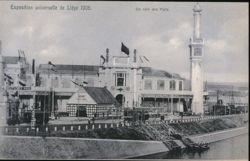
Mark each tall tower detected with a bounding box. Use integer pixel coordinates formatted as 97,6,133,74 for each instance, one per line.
189,3,204,114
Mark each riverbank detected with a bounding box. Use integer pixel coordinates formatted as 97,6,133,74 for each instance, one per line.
133,131,248,159
0,125,248,159
0,136,168,159
0,115,248,159
23,115,246,140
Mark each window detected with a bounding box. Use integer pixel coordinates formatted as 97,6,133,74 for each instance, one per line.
116,73,126,86
157,80,165,90
170,80,176,90
144,79,152,90
194,48,202,56
40,77,47,87
179,81,182,90
51,77,59,88
62,78,71,88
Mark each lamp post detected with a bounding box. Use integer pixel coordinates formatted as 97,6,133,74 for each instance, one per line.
31,59,36,129
48,61,56,120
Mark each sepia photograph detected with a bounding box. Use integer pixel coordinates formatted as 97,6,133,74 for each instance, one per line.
0,1,248,160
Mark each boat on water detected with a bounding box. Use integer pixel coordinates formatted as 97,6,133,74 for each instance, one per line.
182,138,210,152
163,140,182,152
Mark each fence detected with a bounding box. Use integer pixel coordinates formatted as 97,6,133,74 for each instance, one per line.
146,113,248,125
0,122,132,137
1,113,247,137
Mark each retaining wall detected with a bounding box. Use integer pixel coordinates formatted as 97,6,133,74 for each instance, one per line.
190,126,248,143
0,136,168,159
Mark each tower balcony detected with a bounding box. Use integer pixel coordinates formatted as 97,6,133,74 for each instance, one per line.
190,37,204,45
141,90,193,98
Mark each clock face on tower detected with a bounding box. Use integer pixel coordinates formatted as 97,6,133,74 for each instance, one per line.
194,47,202,56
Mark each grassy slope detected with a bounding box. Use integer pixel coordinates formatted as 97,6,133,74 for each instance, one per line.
46,117,245,140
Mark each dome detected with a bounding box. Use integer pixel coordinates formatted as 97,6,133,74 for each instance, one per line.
193,3,202,12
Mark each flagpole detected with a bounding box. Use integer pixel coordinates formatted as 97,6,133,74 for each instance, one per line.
31,59,36,129
71,61,74,79
99,55,101,67
171,73,174,120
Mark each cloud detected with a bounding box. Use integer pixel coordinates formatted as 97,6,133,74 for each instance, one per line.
0,2,248,83
206,39,227,54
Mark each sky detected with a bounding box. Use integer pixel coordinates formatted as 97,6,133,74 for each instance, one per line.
0,1,248,83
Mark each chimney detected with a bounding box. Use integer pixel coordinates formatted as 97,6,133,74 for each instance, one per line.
133,49,137,63
106,48,109,63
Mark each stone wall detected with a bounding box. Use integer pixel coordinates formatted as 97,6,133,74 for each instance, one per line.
0,136,168,159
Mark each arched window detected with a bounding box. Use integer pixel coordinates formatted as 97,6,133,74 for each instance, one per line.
179,81,183,90
157,80,165,90
170,80,176,90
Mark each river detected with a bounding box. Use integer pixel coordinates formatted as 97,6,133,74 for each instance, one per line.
136,133,248,159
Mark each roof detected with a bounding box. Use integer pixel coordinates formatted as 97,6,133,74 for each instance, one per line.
3,56,25,65
84,87,118,105
37,64,185,79
38,64,99,75
141,67,184,80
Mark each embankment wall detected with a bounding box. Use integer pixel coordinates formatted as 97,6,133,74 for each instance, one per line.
190,126,248,143
0,136,168,159
0,126,248,159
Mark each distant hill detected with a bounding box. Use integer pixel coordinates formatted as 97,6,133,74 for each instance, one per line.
183,80,248,92
207,82,248,92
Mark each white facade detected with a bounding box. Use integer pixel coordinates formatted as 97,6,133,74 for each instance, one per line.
189,3,204,114
98,50,192,113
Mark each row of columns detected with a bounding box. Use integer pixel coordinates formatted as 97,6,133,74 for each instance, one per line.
141,96,191,112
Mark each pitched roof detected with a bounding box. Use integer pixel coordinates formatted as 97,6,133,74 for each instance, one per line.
141,67,184,80
38,64,99,75
84,87,118,105
3,56,25,64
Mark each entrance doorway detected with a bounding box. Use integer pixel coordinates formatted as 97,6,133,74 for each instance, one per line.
116,94,125,107
77,106,87,117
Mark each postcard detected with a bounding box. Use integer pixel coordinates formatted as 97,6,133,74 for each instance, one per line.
0,1,248,160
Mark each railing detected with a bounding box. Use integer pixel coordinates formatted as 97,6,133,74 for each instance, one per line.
1,113,247,137
146,113,248,125
0,122,132,137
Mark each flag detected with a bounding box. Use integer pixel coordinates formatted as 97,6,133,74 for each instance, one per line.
83,81,88,84
51,68,57,73
48,61,56,67
72,80,83,87
100,55,105,64
121,42,129,55
19,81,26,86
4,73,13,80
143,56,149,62
8,79,14,85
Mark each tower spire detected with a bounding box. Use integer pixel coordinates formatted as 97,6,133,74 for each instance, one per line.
189,3,204,115
193,2,202,39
